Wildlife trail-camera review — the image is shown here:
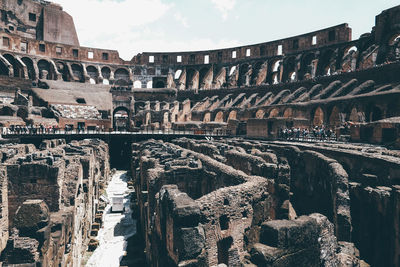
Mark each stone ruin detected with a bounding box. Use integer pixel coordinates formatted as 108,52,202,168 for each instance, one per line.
0,138,110,266
130,138,400,267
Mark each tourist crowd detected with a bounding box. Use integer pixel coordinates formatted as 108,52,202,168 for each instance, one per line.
278,125,336,141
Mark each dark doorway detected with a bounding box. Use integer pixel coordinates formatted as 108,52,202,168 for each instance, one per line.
217,236,233,265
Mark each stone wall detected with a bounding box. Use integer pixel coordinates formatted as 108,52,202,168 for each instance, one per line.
131,139,285,266
0,138,110,266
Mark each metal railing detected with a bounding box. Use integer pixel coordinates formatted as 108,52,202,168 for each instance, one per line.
1,127,229,137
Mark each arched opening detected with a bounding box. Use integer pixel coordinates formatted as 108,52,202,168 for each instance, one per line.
103,79,109,85
370,106,382,122
186,68,198,90
269,108,279,118
86,65,99,84
344,46,358,57
272,60,281,72
228,110,237,121
268,60,282,84
283,56,296,82
133,80,142,88
37,59,51,80
199,67,210,89
238,63,249,86
203,112,211,122
3,54,24,78
134,68,142,75
101,67,111,80
113,107,130,131
299,53,315,80
115,68,130,83
56,61,69,81
147,81,153,88
283,108,293,118
21,57,35,80
154,81,165,88
256,109,265,119
251,62,264,85
174,69,182,80
229,66,236,76
214,111,224,122
71,63,84,82
329,106,341,127
313,107,324,126
317,49,335,76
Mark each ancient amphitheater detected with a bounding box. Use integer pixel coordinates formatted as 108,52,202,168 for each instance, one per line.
0,0,399,266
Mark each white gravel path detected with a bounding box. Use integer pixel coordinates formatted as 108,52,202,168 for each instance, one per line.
86,171,136,267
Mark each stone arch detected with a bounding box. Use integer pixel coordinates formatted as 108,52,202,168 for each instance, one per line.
86,65,99,84
214,111,224,122
186,68,199,90
113,106,130,131
101,66,111,84
71,63,84,82
329,106,341,127
115,68,130,83
317,49,336,76
283,56,296,82
228,110,237,121
56,61,69,81
299,53,315,80
267,59,282,84
101,66,111,79
238,63,249,87
203,112,211,122
133,80,142,88
37,59,51,80
21,57,35,80
366,105,383,122
344,46,358,57
269,108,279,118
199,67,210,88
283,108,293,118
312,107,325,126
250,61,264,85
3,54,24,78
255,109,265,119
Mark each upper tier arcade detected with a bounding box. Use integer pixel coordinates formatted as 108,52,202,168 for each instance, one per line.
0,1,398,92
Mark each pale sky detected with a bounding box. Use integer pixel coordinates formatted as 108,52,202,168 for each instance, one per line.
53,0,400,61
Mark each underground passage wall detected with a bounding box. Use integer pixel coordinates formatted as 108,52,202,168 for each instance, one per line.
128,137,400,266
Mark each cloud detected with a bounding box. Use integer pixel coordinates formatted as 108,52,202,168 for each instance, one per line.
53,0,172,59
211,0,236,20
52,0,240,60
174,12,189,28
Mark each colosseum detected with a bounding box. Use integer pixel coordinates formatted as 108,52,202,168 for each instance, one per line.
0,0,399,266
